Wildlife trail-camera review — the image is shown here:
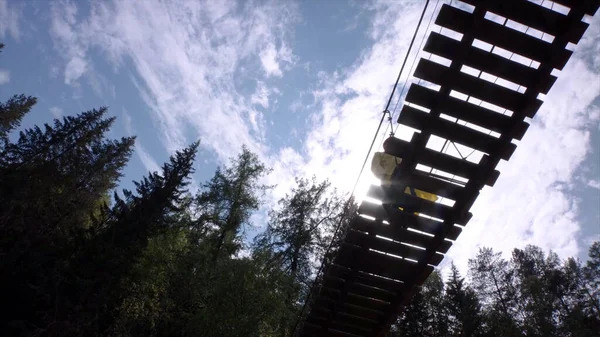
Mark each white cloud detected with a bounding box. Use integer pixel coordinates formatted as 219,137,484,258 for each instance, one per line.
251,81,271,109
289,99,302,113
122,108,161,174
585,233,600,246
64,56,87,84
49,0,298,161
589,179,600,189
136,144,161,174
49,106,63,118
0,69,9,85
0,0,21,39
259,43,282,77
49,0,115,97
259,42,294,77
49,1,89,85
122,109,133,133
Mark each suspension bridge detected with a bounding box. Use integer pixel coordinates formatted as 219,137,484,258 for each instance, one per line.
294,0,600,336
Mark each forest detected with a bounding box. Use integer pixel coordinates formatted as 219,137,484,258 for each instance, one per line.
1,43,599,337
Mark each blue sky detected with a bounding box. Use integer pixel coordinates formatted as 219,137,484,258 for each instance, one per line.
1,0,599,269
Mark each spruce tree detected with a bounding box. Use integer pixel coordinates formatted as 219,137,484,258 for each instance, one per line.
160,253,290,337
468,248,522,337
258,177,343,283
254,176,345,336
395,287,429,337
0,108,135,248
0,106,136,336
395,272,447,337
115,146,285,337
0,94,37,145
68,142,199,336
423,271,449,336
445,263,483,337
511,246,562,336
195,146,270,260
0,44,36,145
583,241,600,315
563,242,600,336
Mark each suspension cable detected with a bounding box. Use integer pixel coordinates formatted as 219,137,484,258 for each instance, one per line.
378,0,441,151
290,2,431,335
389,0,442,135
351,0,431,197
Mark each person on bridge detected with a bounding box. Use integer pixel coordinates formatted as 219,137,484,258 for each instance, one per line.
370,151,438,213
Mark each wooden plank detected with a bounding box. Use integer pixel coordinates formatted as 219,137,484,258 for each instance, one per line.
389,170,466,201
415,58,542,118
405,84,530,139
311,305,379,325
353,226,444,265
306,314,373,335
383,136,500,187
549,0,600,15
370,286,421,335
313,297,384,322
424,32,557,94
435,4,573,70
301,319,368,337
323,276,396,302
334,244,434,283
318,287,391,312
325,264,406,294
366,185,471,226
383,134,476,181
352,207,453,253
355,204,460,245
459,0,589,43
310,310,377,331
345,229,444,266
397,105,516,160
333,249,411,284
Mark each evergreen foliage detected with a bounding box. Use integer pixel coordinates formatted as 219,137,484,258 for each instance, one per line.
391,245,600,337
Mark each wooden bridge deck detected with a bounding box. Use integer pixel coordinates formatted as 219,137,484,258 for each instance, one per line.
296,0,599,336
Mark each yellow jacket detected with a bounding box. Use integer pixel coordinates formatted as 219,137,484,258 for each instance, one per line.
371,152,438,204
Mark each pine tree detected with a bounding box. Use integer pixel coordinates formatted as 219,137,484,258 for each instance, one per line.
511,246,562,336
0,44,36,145
394,271,447,337
254,176,345,336
111,146,285,337
160,252,290,337
0,108,135,249
258,177,343,283
67,142,199,336
582,241,600,316
445,263,484,337
195,146,270,260
563,242,600,336
395,286,429,337
468,248,522,337
0,94,37,145
111,228,190,337
558,257,590,336
423,271,449,336
0,106,136,336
